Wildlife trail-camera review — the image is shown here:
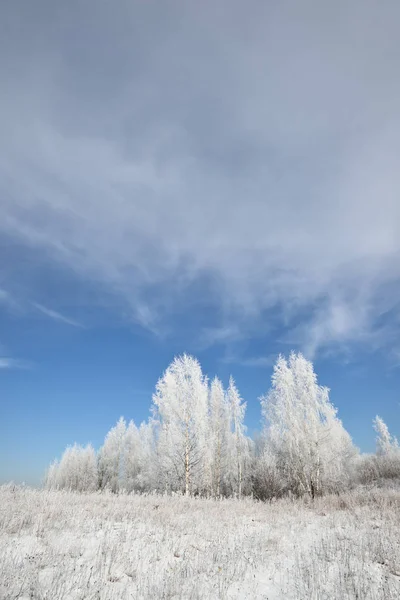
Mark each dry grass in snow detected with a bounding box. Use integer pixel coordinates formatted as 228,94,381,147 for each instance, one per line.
1,485,400,599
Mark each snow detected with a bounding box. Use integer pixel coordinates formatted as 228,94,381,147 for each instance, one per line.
1,485,399,599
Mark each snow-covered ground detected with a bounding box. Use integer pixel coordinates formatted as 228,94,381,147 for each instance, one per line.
1,485,400,599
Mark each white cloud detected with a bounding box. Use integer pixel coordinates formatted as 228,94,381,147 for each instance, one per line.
0,288,17,309
240,356,277,369
222,354,277,369
0,358,30,370
0,1,400,356
33,303,83,328
198,325,244,349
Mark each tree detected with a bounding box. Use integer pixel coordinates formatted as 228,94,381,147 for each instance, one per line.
136,420,157,492
152,354,209,496
371,416,400,480
251,438,283,501
123,419,141,492
260,352,355,498
97,417,126,492
44,443,97,492
226,376,250,498
209,377,231,497
78,444,98,491
373,416,399,456
44,459,59,490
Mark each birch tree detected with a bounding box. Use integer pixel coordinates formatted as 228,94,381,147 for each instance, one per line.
261,352,355,498
372,415,400,479
97,417,127,492
152,354,209,496
123,419,141,492
373,416,399,455
226,376,250,498
209,377,231,497
136,420,157,492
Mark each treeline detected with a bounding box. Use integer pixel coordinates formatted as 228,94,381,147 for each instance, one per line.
44,352,400,499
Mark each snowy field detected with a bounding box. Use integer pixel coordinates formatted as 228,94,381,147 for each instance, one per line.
1,485,400,600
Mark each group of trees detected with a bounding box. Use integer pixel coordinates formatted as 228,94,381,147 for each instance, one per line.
151,355,251,497
256,353,357,499
45,352,400,499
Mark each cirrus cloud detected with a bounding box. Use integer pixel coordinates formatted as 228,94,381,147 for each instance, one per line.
0,0,400,358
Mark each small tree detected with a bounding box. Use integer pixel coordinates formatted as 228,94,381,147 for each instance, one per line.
136,420,157,492
123,419,141,492
44,459,59,490
251,434,284,501
97,417,127,492
373,416,399,456
226,377,251,498
372,416,400,480
209,377,231,497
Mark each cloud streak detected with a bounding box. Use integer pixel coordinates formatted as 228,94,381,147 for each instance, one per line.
221,354,277,369
0,1,400,357
33,303,83,328
0,358,30,370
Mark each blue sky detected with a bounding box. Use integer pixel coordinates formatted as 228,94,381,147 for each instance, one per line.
1,0,400,485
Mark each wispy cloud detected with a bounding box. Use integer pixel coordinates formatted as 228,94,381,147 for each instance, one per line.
198,325,244,350
0,288,19,310
0,1,400,358
33,303,83,328
221,353,277,369
239,356,276,368
0,288,9,303
0,357,31,370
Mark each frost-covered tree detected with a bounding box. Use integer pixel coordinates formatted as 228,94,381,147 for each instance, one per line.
373,416,399,456
45,443,97,492
136,420,157,492
261,352,356,498
79,444,98,491
226,377,251,498
44,459,59,490
152,354,209,496
97,417,127,492
251,435,283,501
122,419,158,492
209,377,231,498
370,416,400,480
123,419,142,492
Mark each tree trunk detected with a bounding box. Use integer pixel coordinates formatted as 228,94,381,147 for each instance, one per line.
216,434,221,498
185,426,190,497
237,432,242,499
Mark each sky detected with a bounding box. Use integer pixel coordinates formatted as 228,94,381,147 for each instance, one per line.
1,0,400,486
